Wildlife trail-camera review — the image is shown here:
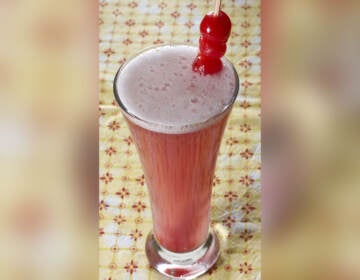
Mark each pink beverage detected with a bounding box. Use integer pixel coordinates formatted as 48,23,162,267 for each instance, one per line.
128,110,229,252
114,45,238,276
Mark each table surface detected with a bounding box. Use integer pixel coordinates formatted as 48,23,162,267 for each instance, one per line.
99,0,261,279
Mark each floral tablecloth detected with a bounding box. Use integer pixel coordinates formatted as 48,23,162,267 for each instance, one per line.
99,0,261,279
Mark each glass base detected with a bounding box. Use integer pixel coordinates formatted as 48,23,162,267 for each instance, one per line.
145,230,220,279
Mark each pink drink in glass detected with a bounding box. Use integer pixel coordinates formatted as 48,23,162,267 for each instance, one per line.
114,45,238,278
127,111,230,252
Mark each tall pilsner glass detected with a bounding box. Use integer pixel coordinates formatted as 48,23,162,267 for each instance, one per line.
113,45,239,279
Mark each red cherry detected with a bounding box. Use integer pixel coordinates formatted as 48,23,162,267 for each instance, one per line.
200,11,231,43
199,36,227,58
192,54,223,75
192,10,232,75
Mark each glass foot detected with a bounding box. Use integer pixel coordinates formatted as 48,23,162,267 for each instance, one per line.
145,230,220,279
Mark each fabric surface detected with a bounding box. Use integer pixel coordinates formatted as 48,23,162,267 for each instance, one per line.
99,0,261,279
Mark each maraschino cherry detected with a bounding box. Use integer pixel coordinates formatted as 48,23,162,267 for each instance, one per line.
193,0,231,75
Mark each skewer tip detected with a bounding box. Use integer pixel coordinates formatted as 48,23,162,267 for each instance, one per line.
214,0,222,16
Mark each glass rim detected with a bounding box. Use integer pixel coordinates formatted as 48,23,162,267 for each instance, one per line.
113,44,240,134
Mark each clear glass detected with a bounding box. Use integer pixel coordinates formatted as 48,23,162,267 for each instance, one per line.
113,44,239,279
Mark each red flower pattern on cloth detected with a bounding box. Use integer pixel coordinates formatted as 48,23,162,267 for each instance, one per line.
222,216,236,228
113,215,126,225
136,174,145,186
241,80,253,88
124,260,138,274
107,120,120,131
123,135,133,145
171,11,180,18
239,59,252,69
99,200,109,211
239,229,254,241
241,40,252,48
128,1,137,8
240,123,251,132
239,262,253,274
105,146,117,156
116,187,130,199
122,38,133,45
239,175,255,186
241,203,256,214
100,172,113,184
187,3,196,10
103,48,115,57
125,19,135,27
240,100,251,109
240,148,254,159
212,175,221,186
224,191,238,202
132,201,146,212
155,20,164,28
130,229,143,241
139,30,149,37
226,137,239,146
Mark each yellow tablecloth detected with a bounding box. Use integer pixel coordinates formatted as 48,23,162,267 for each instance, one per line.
99,0,261,279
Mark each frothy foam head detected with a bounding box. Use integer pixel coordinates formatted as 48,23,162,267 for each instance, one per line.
114,45,238,133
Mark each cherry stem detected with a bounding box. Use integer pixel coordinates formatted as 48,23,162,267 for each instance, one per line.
214,0,222,16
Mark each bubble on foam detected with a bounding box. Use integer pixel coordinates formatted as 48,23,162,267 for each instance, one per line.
116,45,237,133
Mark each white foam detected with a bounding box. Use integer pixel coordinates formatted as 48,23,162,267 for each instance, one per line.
115,45,238,133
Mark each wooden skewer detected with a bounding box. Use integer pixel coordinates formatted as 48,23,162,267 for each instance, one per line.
214,0,222,16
